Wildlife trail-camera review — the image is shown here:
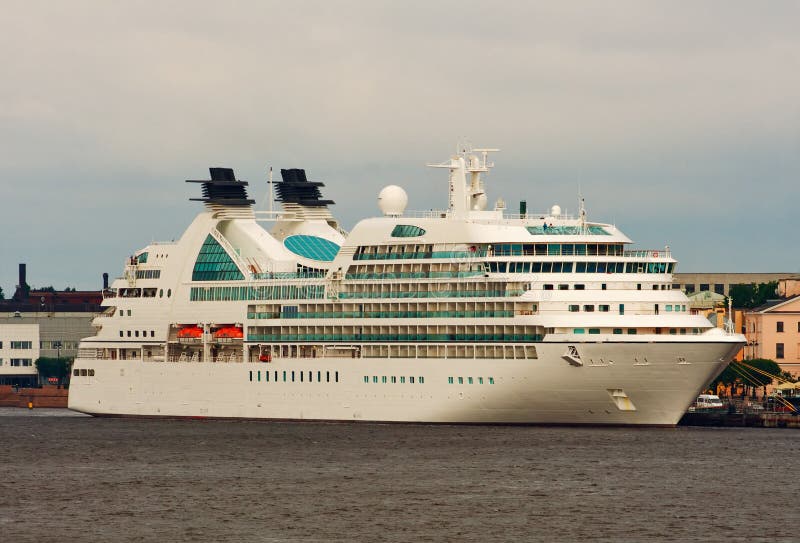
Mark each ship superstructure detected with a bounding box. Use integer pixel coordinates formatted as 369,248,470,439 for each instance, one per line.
69,147,745,425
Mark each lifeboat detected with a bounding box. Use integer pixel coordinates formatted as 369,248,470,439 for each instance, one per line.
213,326,244,340
177,326,203,339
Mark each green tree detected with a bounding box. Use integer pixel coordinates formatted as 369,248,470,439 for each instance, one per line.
35,357,72,386
729,282,778,309
712,358,783,394
0,285,4,299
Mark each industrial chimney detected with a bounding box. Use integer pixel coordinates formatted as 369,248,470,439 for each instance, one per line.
13,263,29,300
103,272,109,290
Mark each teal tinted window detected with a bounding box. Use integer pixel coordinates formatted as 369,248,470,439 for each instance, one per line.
391,225,426,237
192,235,244,281
136,252,148,263
284,235,340,262
526,225,610,235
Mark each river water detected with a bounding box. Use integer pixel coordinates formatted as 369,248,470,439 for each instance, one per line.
1,408,798,542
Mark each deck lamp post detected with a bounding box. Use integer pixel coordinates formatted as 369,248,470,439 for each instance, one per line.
54,340,62,387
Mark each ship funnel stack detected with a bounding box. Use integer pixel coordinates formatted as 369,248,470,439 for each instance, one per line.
275,168,336,222
187,167,255,219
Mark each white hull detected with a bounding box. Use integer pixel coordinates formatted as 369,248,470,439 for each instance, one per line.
69,340,740,426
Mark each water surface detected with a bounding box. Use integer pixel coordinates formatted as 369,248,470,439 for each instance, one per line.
0,408,797,542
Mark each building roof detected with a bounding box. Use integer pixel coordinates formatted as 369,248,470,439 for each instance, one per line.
687,290,726,309
749,295,800,314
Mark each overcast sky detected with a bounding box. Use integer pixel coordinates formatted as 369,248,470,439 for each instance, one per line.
1,1,798,292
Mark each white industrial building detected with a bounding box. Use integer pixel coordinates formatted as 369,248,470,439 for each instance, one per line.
0,322,40,386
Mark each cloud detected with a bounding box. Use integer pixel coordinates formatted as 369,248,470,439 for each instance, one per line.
0,1,798,289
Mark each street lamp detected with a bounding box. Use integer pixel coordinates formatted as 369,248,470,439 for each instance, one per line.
54,341,62,388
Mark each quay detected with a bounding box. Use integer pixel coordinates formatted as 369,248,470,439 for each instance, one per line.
680,411,800,428
0,385,68,409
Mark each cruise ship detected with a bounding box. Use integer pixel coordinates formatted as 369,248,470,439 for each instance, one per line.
69,147,745,425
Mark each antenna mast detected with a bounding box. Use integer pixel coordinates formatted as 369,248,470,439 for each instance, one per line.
268,166,274,214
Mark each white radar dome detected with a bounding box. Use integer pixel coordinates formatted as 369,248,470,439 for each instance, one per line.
550,204,562,217
378,185,408,217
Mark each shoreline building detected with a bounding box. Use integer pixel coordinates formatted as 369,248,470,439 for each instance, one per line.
744,292,800,378
673,273,797,296
0,264,103,382
0,323,40,386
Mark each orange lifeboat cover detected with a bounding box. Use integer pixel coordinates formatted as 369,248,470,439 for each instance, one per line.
214,327,243,339
177,326,203,338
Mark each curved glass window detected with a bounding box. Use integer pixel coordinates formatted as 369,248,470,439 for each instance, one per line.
136,252,148,263
526,225,609,235
192,234,244,281
391,225,426,237
284,235,340,262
